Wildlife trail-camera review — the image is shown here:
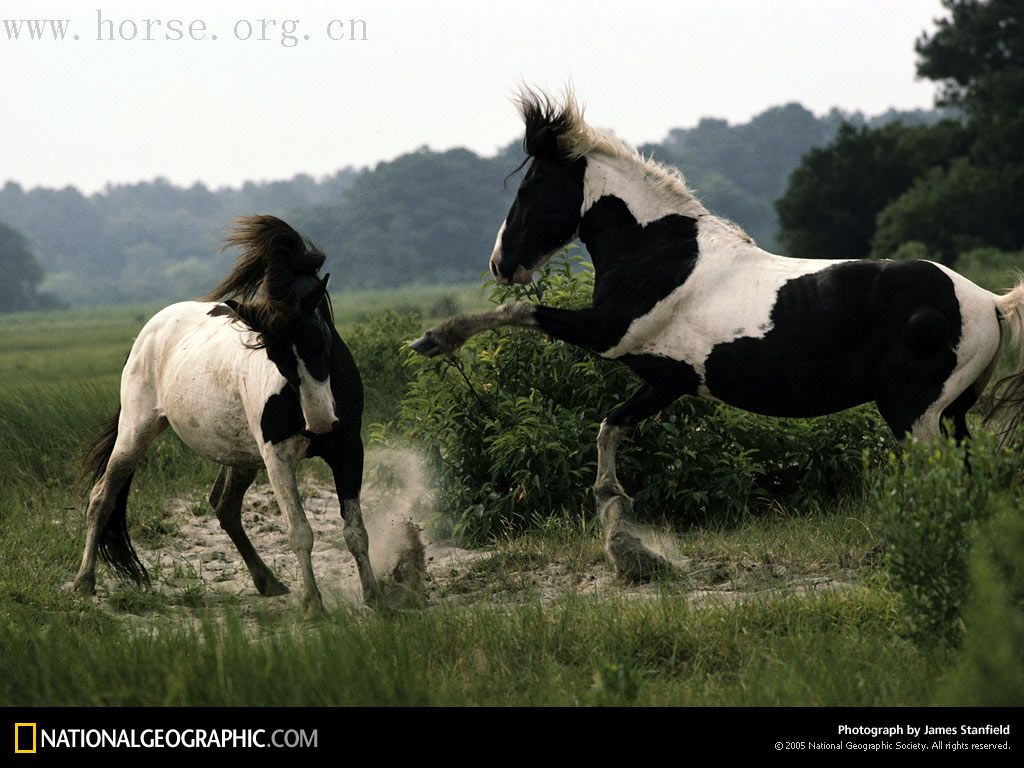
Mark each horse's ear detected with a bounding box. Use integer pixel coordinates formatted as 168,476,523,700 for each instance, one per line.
302,273,330,313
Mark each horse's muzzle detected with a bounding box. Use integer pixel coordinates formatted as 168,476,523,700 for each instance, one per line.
301,421,338,440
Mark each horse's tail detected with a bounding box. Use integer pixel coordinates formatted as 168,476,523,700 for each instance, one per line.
987,281,1024,443
81,409,149,586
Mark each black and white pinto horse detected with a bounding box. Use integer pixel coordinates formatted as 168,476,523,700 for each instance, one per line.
412,90,1024,581
73,216,380,617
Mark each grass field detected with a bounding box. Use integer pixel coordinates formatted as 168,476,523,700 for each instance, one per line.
0,288,1008,707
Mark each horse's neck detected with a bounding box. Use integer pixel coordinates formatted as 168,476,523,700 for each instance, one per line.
581,152,705,227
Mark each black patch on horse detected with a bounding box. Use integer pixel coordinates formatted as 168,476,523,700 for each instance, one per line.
577,195,700,344
619,353,702,395
702,260,962,430
261,388,305,445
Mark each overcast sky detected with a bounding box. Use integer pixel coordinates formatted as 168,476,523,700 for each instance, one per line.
0,0,948,193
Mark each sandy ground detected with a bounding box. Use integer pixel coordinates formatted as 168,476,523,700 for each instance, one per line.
97,450,861,620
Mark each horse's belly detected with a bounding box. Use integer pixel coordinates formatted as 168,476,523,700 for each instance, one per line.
701,335,872,417
160,381,263,467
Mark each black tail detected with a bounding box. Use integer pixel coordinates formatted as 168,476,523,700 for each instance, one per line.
81,409,149,586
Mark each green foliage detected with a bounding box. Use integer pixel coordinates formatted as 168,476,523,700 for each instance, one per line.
776,120,970,260
942,496,1024,705
874,433,1018,646
948,246,1024,293
397,254,891,543
782,2,1024,262
344,310,423,429
0,219,60,313
870,157,1005,261
917,0,1024,171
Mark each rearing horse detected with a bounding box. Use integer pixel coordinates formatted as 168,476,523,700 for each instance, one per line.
74,216,381,617
412,89,1024,580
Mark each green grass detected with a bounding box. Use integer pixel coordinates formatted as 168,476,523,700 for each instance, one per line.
0,591,944,706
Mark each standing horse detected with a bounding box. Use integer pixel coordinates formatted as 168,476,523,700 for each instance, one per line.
411,89,1024,581
73,216,381,617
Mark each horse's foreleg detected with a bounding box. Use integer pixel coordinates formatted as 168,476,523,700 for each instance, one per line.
210,465,289,597
263,453,323,619
321,428,381,608
595,385,682,582
410,303,616,357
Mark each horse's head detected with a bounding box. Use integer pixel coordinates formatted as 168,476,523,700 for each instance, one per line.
264,273,337,436
210,216,339,437
490,90,587,286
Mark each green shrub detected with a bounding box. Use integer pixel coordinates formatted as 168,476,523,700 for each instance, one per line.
344,310,423,431
396,253,892,543
953,247,1024,294
942,497,1024,704
874,434,1018,646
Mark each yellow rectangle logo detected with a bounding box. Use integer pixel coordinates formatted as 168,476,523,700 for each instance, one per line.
14,723,37,754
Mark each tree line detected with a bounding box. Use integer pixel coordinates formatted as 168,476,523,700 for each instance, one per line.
0,102,929,311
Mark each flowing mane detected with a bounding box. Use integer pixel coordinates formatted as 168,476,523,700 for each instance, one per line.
514,87,753,241
203,215,327,335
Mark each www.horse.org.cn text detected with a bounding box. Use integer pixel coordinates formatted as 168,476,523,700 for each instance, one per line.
1,11,368,47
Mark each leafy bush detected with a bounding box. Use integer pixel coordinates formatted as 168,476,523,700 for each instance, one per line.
344,310,423,430
396,253,892,543
874,434,1018,646
942,495,1024,704
953,246,1024,293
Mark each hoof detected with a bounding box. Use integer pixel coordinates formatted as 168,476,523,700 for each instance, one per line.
303,601,326,622
607,529,674,583
410,333,442,357
71,575,96,595
256,576,290,597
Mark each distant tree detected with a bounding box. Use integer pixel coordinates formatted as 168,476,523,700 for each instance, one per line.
871,157,1005,262
913,0,1024,248
917,0,1024,167
775,120,970,259
0,220,59,312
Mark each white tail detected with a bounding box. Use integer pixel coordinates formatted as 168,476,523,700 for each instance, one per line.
989,280,1024,441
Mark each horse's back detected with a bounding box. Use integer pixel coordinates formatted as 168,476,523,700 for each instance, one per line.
610,248,999,418
122,301,268,466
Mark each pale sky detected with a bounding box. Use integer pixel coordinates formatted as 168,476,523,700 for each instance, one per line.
0,0,947,193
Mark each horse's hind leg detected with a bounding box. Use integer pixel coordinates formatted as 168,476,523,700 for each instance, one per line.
595,385,680,582
210,466,289,597
73,412,165,594
262,451,324,619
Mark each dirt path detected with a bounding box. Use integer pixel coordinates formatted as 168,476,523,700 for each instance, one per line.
101,450,862,621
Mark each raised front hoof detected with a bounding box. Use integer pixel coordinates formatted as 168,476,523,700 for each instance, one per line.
255,575,290,597
70,574,96,596
409,333,443,357
606,529,674,583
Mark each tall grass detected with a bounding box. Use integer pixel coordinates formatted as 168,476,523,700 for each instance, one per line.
0,592,943,706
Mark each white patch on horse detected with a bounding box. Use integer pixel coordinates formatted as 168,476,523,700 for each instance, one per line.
146,302,271,466
598,218,844,383
581,151,706,226
908,263,1003,439
294,348,336,435
488,220,507,276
